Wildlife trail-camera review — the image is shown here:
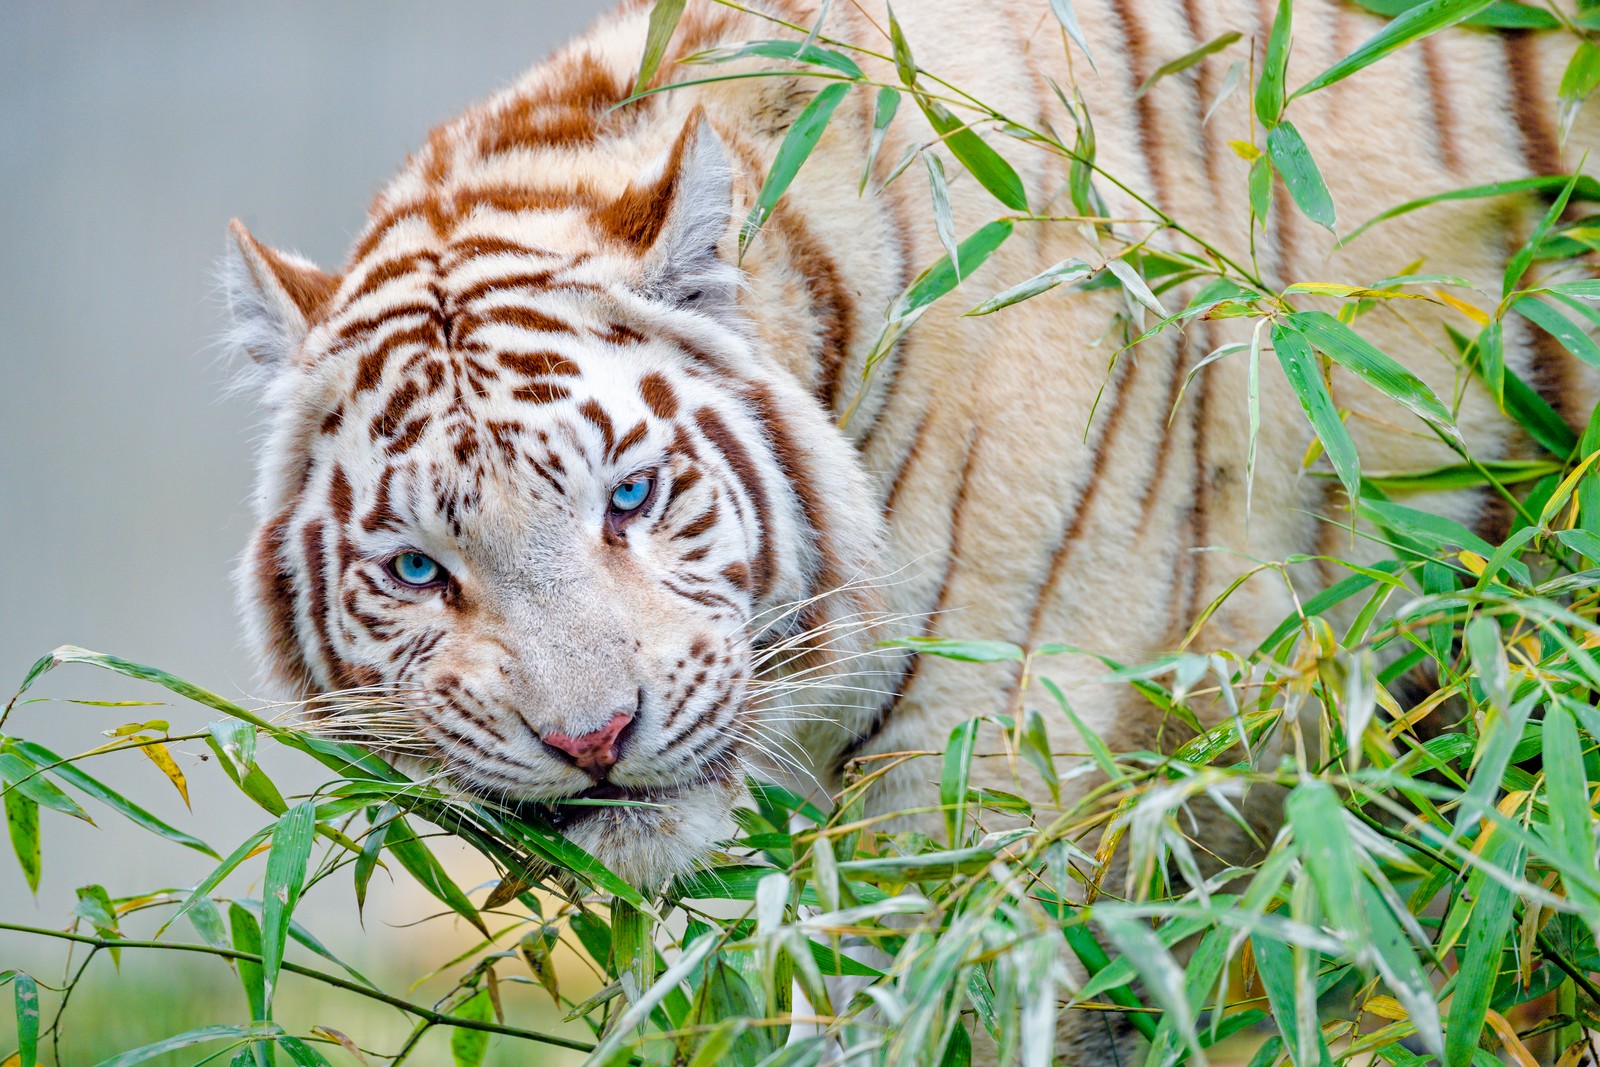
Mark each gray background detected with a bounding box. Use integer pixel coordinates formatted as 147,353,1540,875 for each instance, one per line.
0,3,610,1060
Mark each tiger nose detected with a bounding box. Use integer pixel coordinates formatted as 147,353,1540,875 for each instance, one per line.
541,711,633,774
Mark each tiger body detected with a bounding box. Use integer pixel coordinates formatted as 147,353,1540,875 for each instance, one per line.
226,0,1596,1055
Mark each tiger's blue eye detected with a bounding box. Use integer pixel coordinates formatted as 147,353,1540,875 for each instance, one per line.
388,551,443,587
609,477,652,513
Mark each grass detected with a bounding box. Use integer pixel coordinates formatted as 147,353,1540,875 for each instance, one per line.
4,0,1600,1064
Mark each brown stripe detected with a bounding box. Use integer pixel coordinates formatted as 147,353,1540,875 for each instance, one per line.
882,408,934,516
765,187,856,411
1105,0,1171,205
1020,352,1139,649
693,406,776,596
841,430,983,761
639,372,680,418
1418,37,1463,173
1181,322,1218,629
300,518,340,688
609,420,649,464
578,398,616,455
1503,32,1561,177
250,510,312,693
1134,334,1197,527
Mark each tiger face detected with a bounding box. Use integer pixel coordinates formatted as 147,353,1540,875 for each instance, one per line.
225,114,884,888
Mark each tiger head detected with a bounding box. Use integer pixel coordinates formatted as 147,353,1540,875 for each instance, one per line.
222,110,885,888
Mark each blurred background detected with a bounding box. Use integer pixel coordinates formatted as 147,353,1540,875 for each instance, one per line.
0,3,611,1062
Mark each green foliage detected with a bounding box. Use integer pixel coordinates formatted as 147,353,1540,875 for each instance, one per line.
6,0,1600,1064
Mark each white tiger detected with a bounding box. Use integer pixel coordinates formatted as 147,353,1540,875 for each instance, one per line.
221,0,1597,1057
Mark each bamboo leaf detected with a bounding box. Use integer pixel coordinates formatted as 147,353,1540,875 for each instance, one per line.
941,720,979,845
450,989,493,1067
690,39,863,79
93,1026,264,1067
229,903,268,1025
385,816,490,936
139,742,190,810
1105,257,1168,317
1256,0,1293,126
1514,296,1600,367
925,154,961,282
742,82,852,254
633,0,687,95
12,973,38,1067
1249,155,1274,222
965,258,1092,315
1273,322,1360,507
1047,0,1099,73
1287,310,1456,431
260,801,316,1014
3,790,39,894
918,99,1028,211
1267,122,1336,229
0,750,91,823
860,87,901,193
1137,31,1241,98
1293,0,1497,99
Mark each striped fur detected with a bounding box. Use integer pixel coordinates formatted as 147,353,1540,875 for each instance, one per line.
224,0,1596,1050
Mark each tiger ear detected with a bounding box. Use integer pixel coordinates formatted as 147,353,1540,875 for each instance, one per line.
597,108,740,317
221,219,340,367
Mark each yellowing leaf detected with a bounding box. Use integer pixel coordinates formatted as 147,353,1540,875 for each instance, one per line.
1434,288,1489,325
1456,550,1487,575
1228,138,1261,160
140,742,190,809
1363,995,1408,1020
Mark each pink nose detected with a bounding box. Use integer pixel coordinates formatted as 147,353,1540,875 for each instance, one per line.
541,712,632,774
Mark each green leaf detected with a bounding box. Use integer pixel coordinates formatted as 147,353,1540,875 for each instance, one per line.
1360,498,1531,586
1249,154,1274,222
93,1026,263,1067
13,972,38,1067
1256,0,1292,126
1287,782,1366,944
1287,310,1455,430
1514,296,1600,367
741,82,852,254
450,988,494,1067
385,816,490,936
883,637,1023,662
691,39,863,79
633,0,687,94
1253,937,1331,1067
1273,322,1360,507
941,720,979,845
925,153,961,281
0,749,91,823
1137,31,1241,98
1346,0,1559,26
4,789,39,893
1106,257,1168,317
918,99,1028,211
965,258,1094,315
229,902,268,1025
886,3,916,88
1447,834,1520,1067
260,801,316,1015
275,1037,330,1067
1293,0,1496,99
1344,174,1600,247
1047,0,1098,72
7,739,216,857
860,87,900,193
353,803,395,917
1507,170,1586,297
1541,703,1600,917
1266,122,1336,229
